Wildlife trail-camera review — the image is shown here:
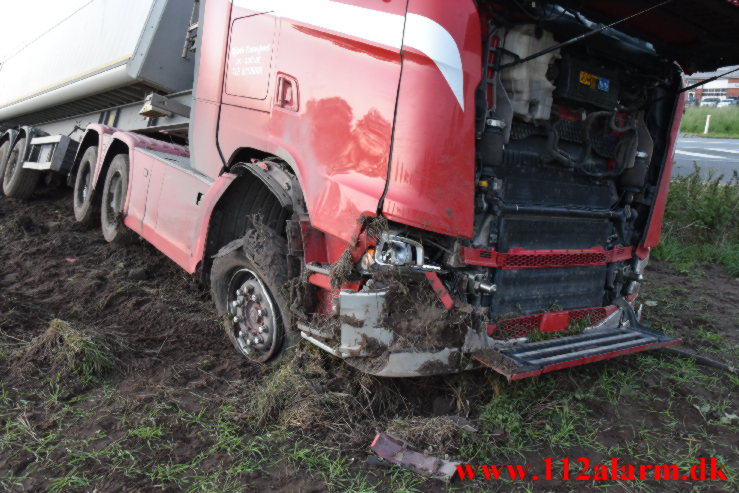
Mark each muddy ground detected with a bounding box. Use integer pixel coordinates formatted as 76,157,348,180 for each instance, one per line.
0,187,737,492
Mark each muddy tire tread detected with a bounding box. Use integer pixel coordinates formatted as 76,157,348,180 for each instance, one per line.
73,146,100,226
3,138,40,199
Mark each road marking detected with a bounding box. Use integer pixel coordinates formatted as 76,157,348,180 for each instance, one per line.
706,148,739,155
675,150,725,159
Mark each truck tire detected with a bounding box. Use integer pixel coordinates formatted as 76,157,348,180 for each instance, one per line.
0,140,10,196
100,154,135,244
210,227,297,363
73,146,100,226
2,137,40,199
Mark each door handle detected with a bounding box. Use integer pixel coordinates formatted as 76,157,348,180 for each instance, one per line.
275,73,299,112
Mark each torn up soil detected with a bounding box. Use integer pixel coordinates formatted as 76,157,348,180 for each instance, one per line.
1,189,737,492
380,273,472,351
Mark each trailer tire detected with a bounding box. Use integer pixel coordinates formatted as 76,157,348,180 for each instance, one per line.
73,146,100,226
2,137,40,199
100,154,135,244
211,227,297,364
0,140,10,197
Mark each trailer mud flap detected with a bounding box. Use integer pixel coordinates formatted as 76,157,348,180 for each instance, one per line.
473,325,680,381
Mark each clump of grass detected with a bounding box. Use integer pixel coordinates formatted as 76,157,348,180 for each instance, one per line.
20,319,116,384
654,166,739,275
680,107,739,138
387,416,469,456
250,349,358,431
252,361,313,425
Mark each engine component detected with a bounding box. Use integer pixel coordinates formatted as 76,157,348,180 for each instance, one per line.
620,114,654,191
554,57,620,110
500,25,560,121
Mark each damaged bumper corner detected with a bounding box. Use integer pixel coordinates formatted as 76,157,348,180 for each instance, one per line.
298,289,680,378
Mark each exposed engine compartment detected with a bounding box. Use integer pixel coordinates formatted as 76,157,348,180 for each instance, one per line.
463,3,683,324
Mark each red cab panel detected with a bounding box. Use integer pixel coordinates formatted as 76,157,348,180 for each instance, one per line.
381,0,482,239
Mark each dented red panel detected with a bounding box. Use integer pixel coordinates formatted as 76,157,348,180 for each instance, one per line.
219,0,407,246
381,0,481,239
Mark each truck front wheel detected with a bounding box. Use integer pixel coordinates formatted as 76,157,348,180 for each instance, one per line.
3,137,40,199
73,146,99,226
210,227,296,363
100,154,135,244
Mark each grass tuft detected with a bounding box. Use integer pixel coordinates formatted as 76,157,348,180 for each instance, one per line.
654,166,739,275
386,416,469,456
20,319,116,384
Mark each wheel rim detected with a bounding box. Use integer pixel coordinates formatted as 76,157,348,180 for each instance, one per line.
104,172,123,225
77,164,92,205
226,268,280,361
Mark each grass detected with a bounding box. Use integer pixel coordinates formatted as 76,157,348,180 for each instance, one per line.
680,107,739,138
19,319,117,385
1,338,737,491
653,167,739,275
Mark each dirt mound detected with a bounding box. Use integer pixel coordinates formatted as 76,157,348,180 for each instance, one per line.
13,319,117,384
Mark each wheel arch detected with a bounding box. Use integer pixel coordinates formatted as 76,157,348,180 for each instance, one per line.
0,129,18,150
7,126,35,162
95,138,130,191
201,150,307,284
68,126,107,186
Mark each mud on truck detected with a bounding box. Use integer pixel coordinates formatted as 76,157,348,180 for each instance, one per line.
1,0,738,379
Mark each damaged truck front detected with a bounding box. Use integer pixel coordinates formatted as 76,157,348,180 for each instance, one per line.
11,0,738,381
292,0,739,379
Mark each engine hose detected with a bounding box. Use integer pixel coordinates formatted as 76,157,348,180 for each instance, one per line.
543,110,639,178
577,112,637,178
543,121,576,168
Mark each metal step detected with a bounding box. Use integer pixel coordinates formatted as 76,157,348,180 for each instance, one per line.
474,324,679,380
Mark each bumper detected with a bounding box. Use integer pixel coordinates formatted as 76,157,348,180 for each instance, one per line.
297,289,679,378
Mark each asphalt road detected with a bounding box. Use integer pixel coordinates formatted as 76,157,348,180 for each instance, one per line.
673,137,739,182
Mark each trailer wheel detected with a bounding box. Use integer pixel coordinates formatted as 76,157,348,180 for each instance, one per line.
73,146,99,226
2,137,40,199
100,154,135,244
0,140,10,196
211,228,297,363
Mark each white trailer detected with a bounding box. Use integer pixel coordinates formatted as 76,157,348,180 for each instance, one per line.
0,0,197,199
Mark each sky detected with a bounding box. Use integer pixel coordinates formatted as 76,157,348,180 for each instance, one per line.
0,0,89,63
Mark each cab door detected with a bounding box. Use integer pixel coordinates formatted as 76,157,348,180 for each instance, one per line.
217,0,409,245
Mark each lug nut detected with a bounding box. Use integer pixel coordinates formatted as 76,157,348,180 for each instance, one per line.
233,316,241,324
250,294,260,302
258,325,268,334
257,308,267,317
238,330,244,338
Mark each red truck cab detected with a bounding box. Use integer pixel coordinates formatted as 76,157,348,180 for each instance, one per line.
60,0,739,378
